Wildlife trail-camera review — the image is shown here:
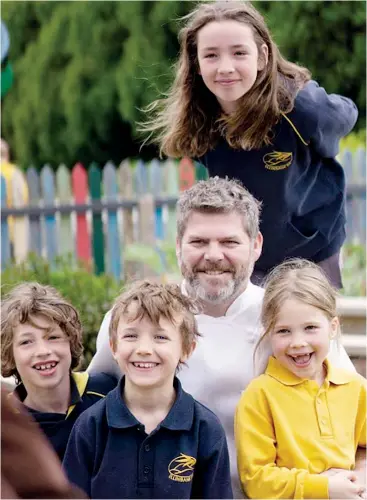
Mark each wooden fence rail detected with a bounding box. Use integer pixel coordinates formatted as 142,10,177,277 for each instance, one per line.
1,150,366,281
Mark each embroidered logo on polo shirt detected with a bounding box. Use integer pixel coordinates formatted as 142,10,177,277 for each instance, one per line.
168,453,196,483
263,151,292,170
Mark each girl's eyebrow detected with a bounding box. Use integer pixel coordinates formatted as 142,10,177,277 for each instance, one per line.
202,44,250,51
17,331,34,338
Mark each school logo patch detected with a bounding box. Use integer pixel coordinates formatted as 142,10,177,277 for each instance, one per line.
263,151,292,170
168,453,196,483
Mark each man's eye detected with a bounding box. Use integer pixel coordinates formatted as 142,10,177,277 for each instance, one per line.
223,240,238,245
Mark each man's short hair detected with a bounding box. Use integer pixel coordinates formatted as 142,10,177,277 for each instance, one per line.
176,176,262,241
109,281,200,361
1,282,83,382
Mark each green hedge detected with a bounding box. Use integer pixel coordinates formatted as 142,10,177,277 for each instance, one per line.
1,254,123,368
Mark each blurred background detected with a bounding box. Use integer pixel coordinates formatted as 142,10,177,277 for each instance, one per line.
1,1,366,166
1,1,366,370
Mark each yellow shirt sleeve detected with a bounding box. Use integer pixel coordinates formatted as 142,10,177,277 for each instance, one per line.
356,378,366,448
234,378,329,499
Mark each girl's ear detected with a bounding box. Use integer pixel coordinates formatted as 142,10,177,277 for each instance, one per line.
329,317,339,339
257,43,269,71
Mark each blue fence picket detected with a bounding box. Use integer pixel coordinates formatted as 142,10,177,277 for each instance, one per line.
1,175,11,268
135,159,148,197
26,167,42,255
103,161,121,280
150,159,164,240
40,165,58,267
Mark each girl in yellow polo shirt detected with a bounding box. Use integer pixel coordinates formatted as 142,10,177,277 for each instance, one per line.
235,258,366,499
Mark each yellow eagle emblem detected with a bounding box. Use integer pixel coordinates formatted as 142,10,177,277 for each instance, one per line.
263,151,292,170
168,453,196,483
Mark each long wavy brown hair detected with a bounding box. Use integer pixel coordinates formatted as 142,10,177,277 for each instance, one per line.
140,1,311,158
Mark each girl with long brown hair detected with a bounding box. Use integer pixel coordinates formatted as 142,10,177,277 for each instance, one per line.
142,1,358,288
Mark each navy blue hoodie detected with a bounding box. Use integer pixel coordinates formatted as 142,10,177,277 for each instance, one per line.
200,81,358,272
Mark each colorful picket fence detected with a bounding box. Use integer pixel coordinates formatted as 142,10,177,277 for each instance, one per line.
1,149,366,280
1,157,208,279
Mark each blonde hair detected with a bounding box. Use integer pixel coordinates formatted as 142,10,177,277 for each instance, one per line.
177,176,261,242
109,281,200,363
141,0,311,158
255,259,340,364
1,283,83,382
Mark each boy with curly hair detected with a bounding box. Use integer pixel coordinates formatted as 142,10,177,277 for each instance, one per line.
1,282,117,460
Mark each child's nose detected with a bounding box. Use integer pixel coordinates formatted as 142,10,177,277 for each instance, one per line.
35,340,52,356
289,332,307,347
136,340,153,355
218,55,235,74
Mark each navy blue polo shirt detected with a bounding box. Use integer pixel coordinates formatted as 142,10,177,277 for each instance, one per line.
15,371,117,460
63,377,233,499
199,80,358,273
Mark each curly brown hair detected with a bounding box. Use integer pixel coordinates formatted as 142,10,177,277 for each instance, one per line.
140,0,311,158
109,280,201,365
1,282,84,383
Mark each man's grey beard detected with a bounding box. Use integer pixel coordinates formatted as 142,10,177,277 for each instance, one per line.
181,260,255,305
185,275,239,304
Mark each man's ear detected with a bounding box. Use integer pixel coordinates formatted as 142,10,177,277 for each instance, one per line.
252,232,263,263
176,237,182,265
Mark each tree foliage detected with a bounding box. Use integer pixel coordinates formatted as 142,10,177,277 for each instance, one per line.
1,1,365,169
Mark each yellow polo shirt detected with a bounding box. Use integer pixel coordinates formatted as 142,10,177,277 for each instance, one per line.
235,356,366,499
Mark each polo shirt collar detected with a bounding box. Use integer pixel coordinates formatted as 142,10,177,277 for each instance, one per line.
106,376,194,431
14,373,81,405
266,356,355,386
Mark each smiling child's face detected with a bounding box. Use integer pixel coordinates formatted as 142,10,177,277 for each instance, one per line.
12,314,72,392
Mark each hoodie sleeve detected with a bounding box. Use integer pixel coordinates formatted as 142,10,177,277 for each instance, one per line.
294,80,358,158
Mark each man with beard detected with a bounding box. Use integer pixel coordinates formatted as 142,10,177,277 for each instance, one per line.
88,177,357,498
